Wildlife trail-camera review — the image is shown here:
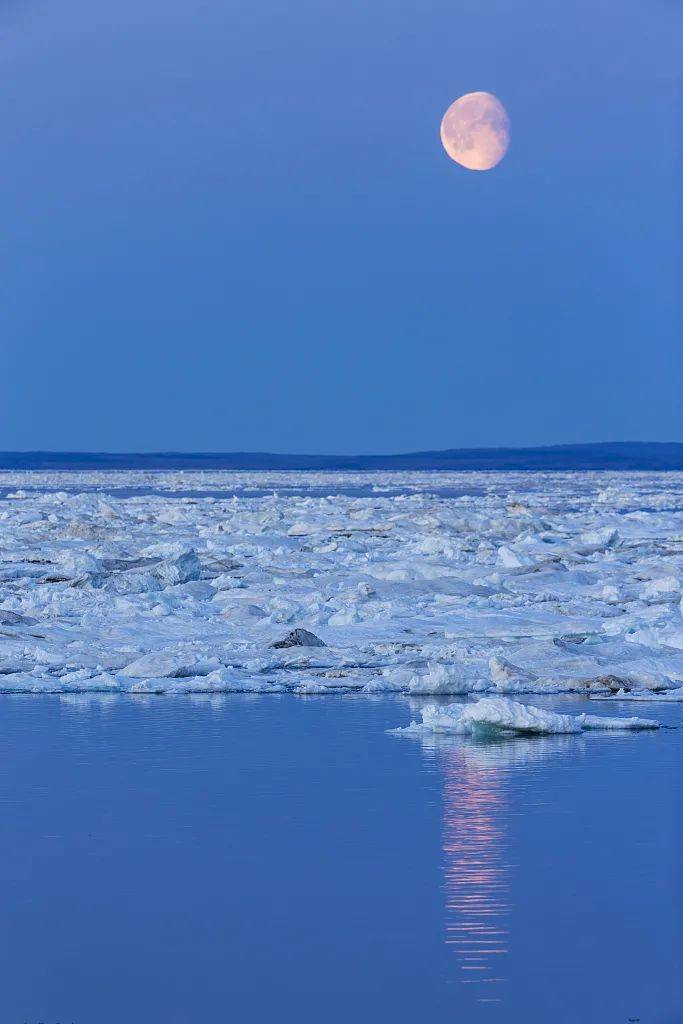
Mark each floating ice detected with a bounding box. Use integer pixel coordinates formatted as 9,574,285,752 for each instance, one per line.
577,712,661,729
590,687,683,702
0,469,680,697
393,697,659,737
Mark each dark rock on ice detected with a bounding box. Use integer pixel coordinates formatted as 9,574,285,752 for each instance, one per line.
271,629,327,649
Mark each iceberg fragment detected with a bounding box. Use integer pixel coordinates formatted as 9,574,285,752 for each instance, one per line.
393,696,659,738
153,550,201,587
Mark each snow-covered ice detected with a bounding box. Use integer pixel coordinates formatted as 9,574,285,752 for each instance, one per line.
0,469,681,697
392,696,659,737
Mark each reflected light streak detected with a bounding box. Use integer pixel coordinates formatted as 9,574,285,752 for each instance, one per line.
440,747,511,998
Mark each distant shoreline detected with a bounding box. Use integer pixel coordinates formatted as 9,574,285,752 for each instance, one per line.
0,442,681,471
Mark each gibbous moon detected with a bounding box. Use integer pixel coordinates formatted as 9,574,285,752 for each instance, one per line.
440,92,510,171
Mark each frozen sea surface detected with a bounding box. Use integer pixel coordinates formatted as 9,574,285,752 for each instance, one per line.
0,470,682,698
0,693,680,1023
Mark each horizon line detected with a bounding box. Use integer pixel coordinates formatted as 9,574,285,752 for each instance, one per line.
0,440,682,457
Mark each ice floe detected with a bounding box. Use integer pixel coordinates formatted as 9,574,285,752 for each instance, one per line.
393,696,659,737
589,687,683,702
0,469,680,696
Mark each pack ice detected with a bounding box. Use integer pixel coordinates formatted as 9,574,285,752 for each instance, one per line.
0,469,681,698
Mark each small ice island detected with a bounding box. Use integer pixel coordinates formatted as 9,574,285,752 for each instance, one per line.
392,696,659,738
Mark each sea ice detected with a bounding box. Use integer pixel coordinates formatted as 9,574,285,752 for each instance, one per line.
394,696,659,737
0,469,679,697
408,662,487,694
589,687,683,702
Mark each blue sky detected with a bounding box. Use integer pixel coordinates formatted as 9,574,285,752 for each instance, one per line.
1,0,681,452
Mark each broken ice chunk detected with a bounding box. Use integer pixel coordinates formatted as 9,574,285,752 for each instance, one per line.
222,603,267,624
152,550,201,587
393,696,659,738
119,652,219,678
0,609,37,626
408,661,486,695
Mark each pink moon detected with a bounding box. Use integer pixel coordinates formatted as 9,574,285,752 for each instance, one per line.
440,92,510,171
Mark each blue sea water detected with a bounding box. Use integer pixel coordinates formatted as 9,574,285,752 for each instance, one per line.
0,694,680,1024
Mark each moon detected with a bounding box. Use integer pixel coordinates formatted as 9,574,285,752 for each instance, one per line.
440,92,510,171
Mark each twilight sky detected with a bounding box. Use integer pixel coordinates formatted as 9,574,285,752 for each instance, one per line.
0,0,681,453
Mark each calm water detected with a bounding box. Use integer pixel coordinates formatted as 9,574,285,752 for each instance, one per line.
0,694,680,1024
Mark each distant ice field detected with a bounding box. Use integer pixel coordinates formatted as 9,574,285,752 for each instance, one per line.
0,470,682,700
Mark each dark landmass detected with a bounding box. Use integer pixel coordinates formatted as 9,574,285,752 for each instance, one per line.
0,442,682,471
